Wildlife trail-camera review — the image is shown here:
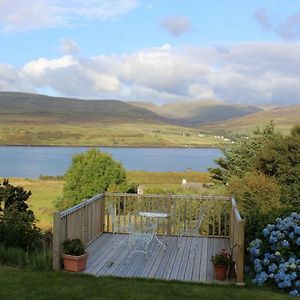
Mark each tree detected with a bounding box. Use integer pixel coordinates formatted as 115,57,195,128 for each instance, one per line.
255,125,300,205
0,179,41,251
209,122,278,184
0,178,32,212
60,148,128,209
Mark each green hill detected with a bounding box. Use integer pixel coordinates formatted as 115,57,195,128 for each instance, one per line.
130,99,261,125
0,92,170,124
0,92,219,147
200,104,300,134
1,91,297,145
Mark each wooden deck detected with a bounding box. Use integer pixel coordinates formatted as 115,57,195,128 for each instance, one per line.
83,233,230,283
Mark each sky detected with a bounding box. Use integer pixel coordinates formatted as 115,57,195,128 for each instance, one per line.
1,0,300,105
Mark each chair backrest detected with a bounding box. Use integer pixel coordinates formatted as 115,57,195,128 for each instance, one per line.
195,208,205,232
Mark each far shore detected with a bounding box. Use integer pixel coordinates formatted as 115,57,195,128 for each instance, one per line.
0,144,220,149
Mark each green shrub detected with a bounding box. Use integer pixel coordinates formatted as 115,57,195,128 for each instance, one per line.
60,148,128,209
62,239,85,256
0,179,42,251
228,172,283,246
228,172,282,215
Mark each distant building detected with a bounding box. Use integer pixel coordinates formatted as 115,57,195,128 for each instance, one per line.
137,185,144,195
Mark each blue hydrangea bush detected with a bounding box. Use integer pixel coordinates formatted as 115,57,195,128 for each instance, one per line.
249,212,300,297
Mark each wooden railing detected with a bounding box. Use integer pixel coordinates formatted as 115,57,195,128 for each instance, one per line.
105,193,231,237
230,197,245,284
53,194,105,271
53,193,244,283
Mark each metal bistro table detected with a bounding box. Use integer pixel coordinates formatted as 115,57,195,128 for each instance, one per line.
138,211,170,250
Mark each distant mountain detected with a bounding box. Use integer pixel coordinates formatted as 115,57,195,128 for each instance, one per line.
155,99,224,118
130,99,262,126
199,104,300,134
0,92,170,124
128,101,158,111
1,93,263,127
0,92,298,146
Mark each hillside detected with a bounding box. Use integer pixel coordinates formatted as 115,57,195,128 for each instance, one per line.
0,92,220,147
1,91,297,145
200,104,300,134
0,92,170,124
1,92,263,126
130,99,262,126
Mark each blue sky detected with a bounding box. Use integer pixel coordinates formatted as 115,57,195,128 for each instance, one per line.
1,0,300,105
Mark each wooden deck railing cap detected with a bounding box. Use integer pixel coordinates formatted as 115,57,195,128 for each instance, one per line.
59,193,104,217
105,192,231,201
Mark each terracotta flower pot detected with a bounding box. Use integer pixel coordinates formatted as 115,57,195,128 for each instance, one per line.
213,264,228,281
63,253,88,272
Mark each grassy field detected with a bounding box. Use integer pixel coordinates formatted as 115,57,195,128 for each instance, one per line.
0,118,221,147
0,267,291,300
10,171,214,230
10,178,64,230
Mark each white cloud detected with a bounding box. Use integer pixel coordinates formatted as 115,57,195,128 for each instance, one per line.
1,42,300,105
60,38,79,55
160,15,191,37
0,0,139,32
0,63,31,91
23,56,78,76
188,83,215,99
0,0,59,32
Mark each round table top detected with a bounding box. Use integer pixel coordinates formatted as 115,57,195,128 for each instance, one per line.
138,211,169,218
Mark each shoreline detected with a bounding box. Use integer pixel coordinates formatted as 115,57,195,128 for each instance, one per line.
0,144,220,149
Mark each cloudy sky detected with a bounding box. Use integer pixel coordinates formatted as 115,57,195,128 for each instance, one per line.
1,0,300,105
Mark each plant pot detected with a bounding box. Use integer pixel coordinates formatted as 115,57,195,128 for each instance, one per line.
213,264,228,281
63,253,88,272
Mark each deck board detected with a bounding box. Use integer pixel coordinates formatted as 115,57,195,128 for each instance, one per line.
83,233,230,283
199,237,208,282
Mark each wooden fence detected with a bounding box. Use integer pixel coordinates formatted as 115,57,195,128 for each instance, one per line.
53,193,245,283
230,197,245,284
53,194,105,271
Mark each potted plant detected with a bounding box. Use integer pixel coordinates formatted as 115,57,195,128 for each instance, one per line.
210,249,232,281
62,238,88,272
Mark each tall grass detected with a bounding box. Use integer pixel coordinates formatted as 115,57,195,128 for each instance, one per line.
0,244,52,271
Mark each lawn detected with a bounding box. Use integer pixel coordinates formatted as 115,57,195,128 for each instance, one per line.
0,267,291,300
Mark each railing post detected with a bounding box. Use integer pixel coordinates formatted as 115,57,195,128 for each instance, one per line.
83,200,88,245
167,194,172,235
102,194,106,232
230,197,235,248
236,219,245,284
53,212,61,271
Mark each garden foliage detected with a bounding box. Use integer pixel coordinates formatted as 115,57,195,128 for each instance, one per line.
58,148,131,209
255,125,300,205
209,122,277,183
211,123,300,250
62,238,85,256
0,179,42,251
249,212,300,296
